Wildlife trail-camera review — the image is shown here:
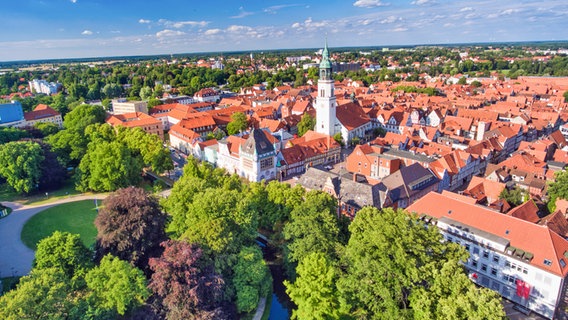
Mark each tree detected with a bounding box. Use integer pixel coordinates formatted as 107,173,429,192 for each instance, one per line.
95,187,167,270
85,254,150,316
547,170,568,212
77,140,143,192
63,104,105,131
499,186,524,207
285,252,347,320
173,188,257,255
227,112,248,135
233,246,271,313
283,191,342,275
337,207,505,319
333,132,344,146
34,231,93,284
0,126,30,144
0,268,74,320
0,141,44,194
297,113,316,137
139,86,153,100
34,122,60,137
116,126,173,174
458,76,467,85
149,240,227,320
410,261,505,320
36,140,66,191
564,91,568,103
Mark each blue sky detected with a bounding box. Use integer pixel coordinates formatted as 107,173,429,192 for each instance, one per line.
0,0,566,61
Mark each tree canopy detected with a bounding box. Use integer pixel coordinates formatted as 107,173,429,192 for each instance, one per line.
226,112,248,135
85,254,150,316
95,187,167,271
297,113,316,137
149,240,227,320
0,141,44,194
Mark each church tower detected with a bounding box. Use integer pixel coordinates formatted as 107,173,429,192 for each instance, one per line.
315,39,337,137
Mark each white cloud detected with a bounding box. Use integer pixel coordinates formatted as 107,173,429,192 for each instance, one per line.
488,8,521,19
70,0,77,3
157,20,209,28
264,4,301,14
110,30,121,34
81,30,93,35
380,15,401,24
204,29,222,35
156,29,185,38
291,22,301,28
353,0,388,8
391,27,408,32
139,19,151,24
231,7,254,19
411,0,436,5
460,7,473,12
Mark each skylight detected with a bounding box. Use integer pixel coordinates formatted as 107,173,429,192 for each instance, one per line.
544,259,553,266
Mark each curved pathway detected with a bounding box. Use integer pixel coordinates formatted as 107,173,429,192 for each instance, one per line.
0,194,109,277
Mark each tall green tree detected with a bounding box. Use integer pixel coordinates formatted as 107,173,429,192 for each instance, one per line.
285,252,348,320
0,141,44,194
337,207,505,319
283,191,342,275
547,170,568,212
0,268,74,320
297,113,316,137
233,246,271,313
172,188,257,255
63,104,105,131
77,140,143,192
34,231,93,285
0,126,30,144
85,254,150,317
227,112,248,135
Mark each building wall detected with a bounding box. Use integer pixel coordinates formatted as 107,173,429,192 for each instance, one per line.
438,220,562,319
112,100,148,115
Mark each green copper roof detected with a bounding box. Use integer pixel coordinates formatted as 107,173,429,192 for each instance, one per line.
319,38,331,69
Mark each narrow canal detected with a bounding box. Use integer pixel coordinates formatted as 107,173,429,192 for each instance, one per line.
258,238,292,319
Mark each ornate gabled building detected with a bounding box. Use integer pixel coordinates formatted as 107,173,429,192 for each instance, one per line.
238,129,277,182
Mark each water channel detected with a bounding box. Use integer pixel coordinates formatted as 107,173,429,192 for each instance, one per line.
257,239,292,319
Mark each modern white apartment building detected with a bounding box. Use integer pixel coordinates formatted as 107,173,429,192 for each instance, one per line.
408,192,568,320
28,79,61,95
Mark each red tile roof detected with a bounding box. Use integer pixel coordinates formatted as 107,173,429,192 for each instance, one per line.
408,192,568,277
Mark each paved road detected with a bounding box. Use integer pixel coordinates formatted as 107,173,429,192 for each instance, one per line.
0,189,171,278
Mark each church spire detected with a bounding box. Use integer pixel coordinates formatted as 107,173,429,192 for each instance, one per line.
319,38,332,80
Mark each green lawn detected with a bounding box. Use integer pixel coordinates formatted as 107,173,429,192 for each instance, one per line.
21,200,99,250
0,179,83,206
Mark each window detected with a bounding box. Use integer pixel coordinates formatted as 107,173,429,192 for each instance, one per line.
483,250,489,259
471,260,478,268
505,261,511,268
522,268,528,274
544,259,552,266
473,247,480,255
491,268,497,276
465,244,470,252
481,264,487,273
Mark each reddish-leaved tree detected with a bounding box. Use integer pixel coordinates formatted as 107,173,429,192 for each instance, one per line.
149,240,227,320
95,186,167,271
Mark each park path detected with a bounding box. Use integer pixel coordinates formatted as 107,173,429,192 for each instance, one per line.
0,194,108,277
0,189,170,277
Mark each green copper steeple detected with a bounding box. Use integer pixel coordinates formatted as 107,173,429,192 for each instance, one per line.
319,38,332,80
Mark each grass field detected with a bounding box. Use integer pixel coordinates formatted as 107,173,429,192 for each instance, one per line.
0,179,83,206
21,199,99,250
